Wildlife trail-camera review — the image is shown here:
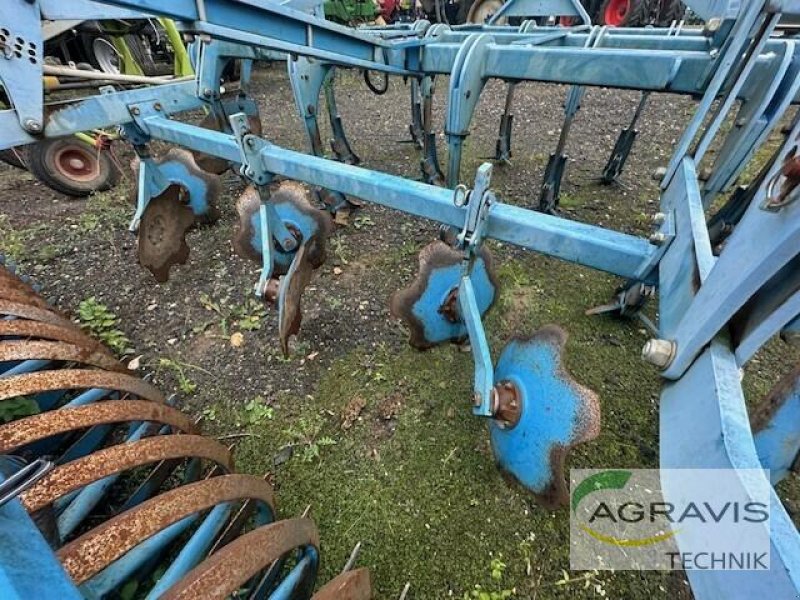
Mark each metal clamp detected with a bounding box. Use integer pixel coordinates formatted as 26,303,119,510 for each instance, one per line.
0,458,54,508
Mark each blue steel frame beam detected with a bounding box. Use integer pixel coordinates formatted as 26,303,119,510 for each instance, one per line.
135,115,654,279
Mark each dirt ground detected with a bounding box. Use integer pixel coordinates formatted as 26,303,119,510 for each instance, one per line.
1,65,798,599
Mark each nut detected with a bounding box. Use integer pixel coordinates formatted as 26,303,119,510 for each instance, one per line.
642,339,676,369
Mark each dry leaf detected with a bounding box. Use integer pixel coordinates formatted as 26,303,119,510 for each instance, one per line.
230,332,244,348
127,355,143,371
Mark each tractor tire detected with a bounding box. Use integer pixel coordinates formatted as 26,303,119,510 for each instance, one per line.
599,0,650,27
125,34,172,77
26,138,120,198
81,34,122,74
657,0,685,26
466,0,505,24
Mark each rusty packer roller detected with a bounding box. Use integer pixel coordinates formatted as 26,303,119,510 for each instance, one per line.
0,258,370,599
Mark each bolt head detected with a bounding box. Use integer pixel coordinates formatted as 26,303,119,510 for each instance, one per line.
642,339,676,370
650,232,667,245
23,119,42,133
651,212,666,226
473,392,482,407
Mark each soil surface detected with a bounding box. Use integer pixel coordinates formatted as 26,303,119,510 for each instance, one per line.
1,65,798,599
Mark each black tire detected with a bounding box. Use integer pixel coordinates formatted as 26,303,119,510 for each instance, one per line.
80,33,121,74
26,138,120,198
599,0,650,27
657,0,685,26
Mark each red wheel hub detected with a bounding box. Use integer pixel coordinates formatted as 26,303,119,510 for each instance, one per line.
604,0,631,26
53,145,98,183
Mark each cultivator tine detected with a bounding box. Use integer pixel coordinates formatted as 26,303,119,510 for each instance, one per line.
408,78,424,149
278,242,315,356
391,241,499,349
494,82,516,164
57,474,275,584
312,568,372,600
325,73,360,165
159,518,318,599
420,77,445,186
489,326,600,506
602,91,650,184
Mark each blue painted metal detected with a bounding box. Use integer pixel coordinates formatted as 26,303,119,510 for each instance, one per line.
1,1,800,598
489,327,600,506
753,365,800,485
0,491,81,599
144,503,233,599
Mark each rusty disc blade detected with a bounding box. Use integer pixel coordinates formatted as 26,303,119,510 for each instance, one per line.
0,400,197,454
278,242,314,357
161,518,319,600
312,568,372,600
0,341,124,372
0,320,106,351
233,182,332,272
0,369,165,404
57,474,275,584
137,184,196,283
22,434,233,512
390,240,499,350
232,185,262,263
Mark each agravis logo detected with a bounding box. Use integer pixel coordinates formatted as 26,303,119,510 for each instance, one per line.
570,469,771,571
571,470,678,547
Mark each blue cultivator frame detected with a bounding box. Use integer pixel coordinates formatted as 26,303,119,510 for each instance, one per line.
1,0,799,598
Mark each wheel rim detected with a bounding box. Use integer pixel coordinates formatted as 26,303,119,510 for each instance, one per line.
52,144,99,183
604,0,631,26
468,0,505,24
91,38,121,75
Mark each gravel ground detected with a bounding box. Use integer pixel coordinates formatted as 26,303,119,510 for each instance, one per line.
1,64,797,599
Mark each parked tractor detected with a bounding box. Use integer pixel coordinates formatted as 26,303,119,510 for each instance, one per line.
462,0,686,25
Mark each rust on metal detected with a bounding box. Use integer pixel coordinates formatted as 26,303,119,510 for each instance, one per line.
57,474,275,584
22,434,233,512
311,568,372,600
492,380,521,429
751,363,800,432
137,184,196,283
390,241,499,350
0,300,76,328
279,242,314,357
161,518,319,600
0,369,165,404
438,287,460,324
233,182,332,271
0,320,105,351
0,400,197,453
0,286,52,309
0,341,124,372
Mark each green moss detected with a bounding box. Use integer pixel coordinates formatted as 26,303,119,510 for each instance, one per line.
195,252,671,598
